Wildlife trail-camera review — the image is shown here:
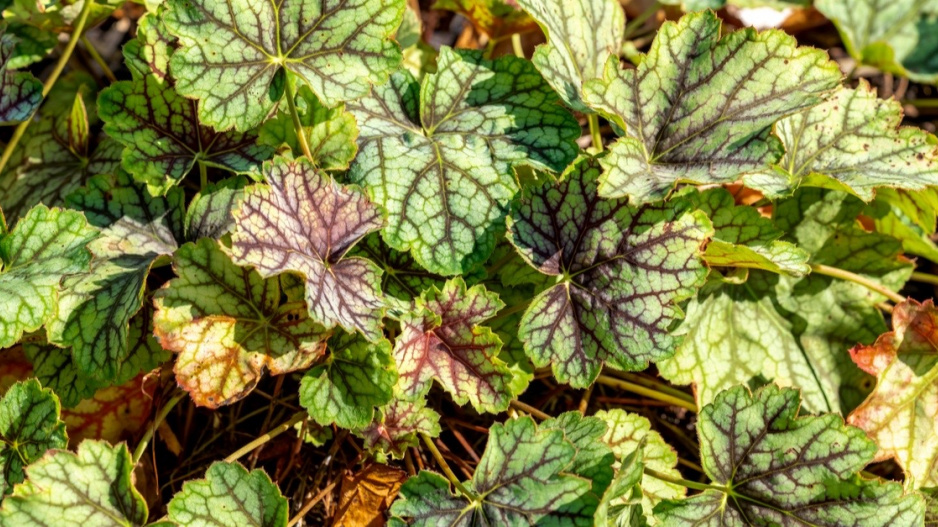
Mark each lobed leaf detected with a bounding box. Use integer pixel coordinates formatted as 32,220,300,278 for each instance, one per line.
582,11,841,203
167,461,287,527
0,379,67,495
347,47,580,275
163,0,405,131
393,277,520,414
300,332,397,429
155,238,330,408
0,205,97,349
356,397,441,460
507,155,711,387
0,441,150,527
655,384,924,526
231,157,386,340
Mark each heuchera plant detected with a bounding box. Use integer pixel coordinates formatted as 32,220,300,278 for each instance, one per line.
2,0,938,524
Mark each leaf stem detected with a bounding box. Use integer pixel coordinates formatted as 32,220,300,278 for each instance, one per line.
511,33,524,58
133,391,187,464
588,114,603,153
509,399,551,420
911,271,938,286
595,374,698,412
224,411,306,463
81,35,117,83
603,369,695,404
810,264,905,304
287,479,339,527
198,160,208,188
284,75,314,161
420,433,478,500
644,467,722,493
0,0,96,175
622,1,660,40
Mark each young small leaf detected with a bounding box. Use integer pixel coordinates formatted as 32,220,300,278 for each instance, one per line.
0,206,97,349
231,157,386,340
390,416,601,525
155,239,330,408
0,441,150,526
167,461,288,527
582,11,841,203
0,379,67,495
300,333,397,429
515,0,624,112
163,0,405,131
356,397,441,460
348,47,580,275
98,74,273,193
848,299,938,489
655,384,924,526
394,277,519,414
749,82,938,200
507,155,711,387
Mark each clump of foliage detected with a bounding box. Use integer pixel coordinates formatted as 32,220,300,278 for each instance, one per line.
2,0,938,525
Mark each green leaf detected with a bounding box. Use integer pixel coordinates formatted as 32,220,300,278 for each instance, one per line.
865,187,938,262
4,0,123,34
688,187,810,276
347,47,580,275
162,0,405,131
661,188,911,414
595,409,683,522
258,84,359,171
0,24,41,124
300,332,397,429
356,396,441,460
816,0,938,84
394,277,519,414
0,440,150,527
748,82,938,200
155,238,330,408
595,444,647,527
515,0,624,112
167,461,287,527
49,171,182,381
0,379,67,495
847,299,938,489
507,155,711,388
654,385,924,526
122,12,175,83
184,175,248,241
0,102,122,221
0,205,97,348
230,157,385,340
99,74,273,193
390,416,600,526
540,412,615,495
582,11,841,203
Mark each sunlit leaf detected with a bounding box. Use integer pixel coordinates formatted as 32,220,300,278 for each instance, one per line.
347,47,580,275
98,74,273,193
582,11,841,203
300,332,397,429
231,157,386,340
0,441,150,527
394,277,520,414
848,299,938,489
748,82,938,200
0,206,97,349
507,155,711,387
654,384,924,526
390,416,600,526
357,396,441,460
163,0,405,131
0,379,67,495
122,12,174,83
516,0,624,112
167,461,287,527
155,238,329,408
